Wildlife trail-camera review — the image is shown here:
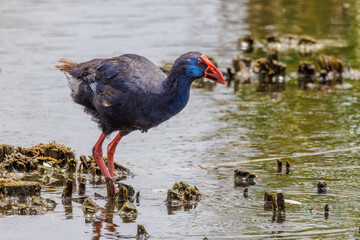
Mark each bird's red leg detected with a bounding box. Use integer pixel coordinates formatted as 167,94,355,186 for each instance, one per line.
107,133,122,180
92,133,112,179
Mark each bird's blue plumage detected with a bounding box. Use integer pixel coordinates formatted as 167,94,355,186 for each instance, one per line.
61,52,207,136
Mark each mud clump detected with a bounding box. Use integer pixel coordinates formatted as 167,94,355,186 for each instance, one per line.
0,196,56,215
116,182,135,203
0,145,15,161
318,54,343,89
238,34,255,53
266,34,280,45
0,142,77,174
298,35,316,45
136,224,150,240
166,181,202,210
317,180,327,193
234,168,258,187
0,178,55,216
253,56,286,92
297,35,317,56
228,56,253,92
118,201,138,223
0,178,41,197
82,197,99,214
298,61,317,90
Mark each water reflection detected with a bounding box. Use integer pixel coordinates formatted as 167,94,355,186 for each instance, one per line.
92,203,119,240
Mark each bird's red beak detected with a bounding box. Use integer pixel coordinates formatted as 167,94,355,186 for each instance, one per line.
201,55,225,85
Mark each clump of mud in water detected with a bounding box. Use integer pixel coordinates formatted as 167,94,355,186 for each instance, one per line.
116,182,136,203
317,180,327,193
0,178,56,215
0,142,137,218
0,142,76,174
118,201,138,223
136,224,150,240
166,181,202,212
234,168,258,187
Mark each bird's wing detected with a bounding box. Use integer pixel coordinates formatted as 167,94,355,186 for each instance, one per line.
90,54,167,108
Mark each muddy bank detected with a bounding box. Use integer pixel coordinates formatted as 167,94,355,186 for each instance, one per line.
0,142,134,216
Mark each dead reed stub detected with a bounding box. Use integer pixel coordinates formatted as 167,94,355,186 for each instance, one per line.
277,159,283,173
324,204,329,219
106,178,116,199
285,161,291,174
243,187,248,198
298,61,317,90
62,179,74,199
264,191,277,211
277,193,285,212
78,179,86,196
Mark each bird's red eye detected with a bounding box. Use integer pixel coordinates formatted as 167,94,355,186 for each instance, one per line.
197,60,203,66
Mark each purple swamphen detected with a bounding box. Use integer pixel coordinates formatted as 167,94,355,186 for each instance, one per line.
56,52,225,192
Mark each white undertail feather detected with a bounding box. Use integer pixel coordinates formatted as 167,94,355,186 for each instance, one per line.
65,72,80,94
55,58,79,94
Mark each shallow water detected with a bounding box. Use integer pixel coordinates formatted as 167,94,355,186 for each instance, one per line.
1,0,360,239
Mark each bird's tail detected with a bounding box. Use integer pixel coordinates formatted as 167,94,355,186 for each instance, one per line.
55,58,77,72
56,58,80,94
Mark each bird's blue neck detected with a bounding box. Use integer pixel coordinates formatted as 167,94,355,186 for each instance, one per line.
164,71,194,116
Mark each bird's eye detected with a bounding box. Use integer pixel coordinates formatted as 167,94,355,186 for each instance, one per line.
196,60,203,66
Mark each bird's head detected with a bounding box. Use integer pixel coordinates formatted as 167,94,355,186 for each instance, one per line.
170,52,225,85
